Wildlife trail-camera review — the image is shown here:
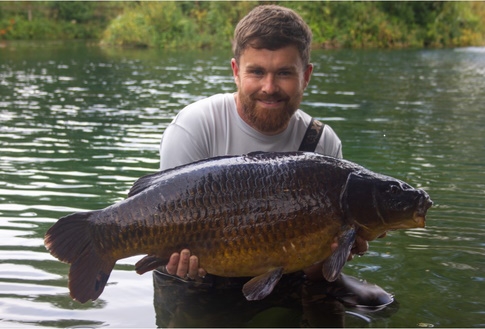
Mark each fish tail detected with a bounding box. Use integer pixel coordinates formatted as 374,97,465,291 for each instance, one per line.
44,211,115,303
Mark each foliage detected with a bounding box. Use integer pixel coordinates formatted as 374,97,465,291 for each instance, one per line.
100,1,255,49
425,2,485,47
100,1,485,50
0,1,121,40
287,1,485,48
101,2,188,48
49,2,97,23
1,1,485,49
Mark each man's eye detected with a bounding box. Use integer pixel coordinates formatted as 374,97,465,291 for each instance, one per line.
279,71,292,76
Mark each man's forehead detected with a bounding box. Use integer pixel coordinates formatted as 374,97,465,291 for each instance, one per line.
238,45,303,67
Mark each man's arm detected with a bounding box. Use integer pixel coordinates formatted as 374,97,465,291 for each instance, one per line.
159,116,210,171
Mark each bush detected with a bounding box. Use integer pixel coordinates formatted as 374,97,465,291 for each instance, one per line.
2,1,484,48
100,1,254,49
101,2,188,48
0,1,120,40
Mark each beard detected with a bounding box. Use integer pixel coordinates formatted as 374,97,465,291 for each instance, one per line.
238,89,303,134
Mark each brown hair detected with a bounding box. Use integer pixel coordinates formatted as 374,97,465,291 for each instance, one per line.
232,5,312,67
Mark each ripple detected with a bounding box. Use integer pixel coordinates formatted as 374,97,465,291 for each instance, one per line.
0,204,89,213
0,188,97,198
1,42,484,328
0,282,66,297
0,264,61,280
455,46,485,53
302,101,360,109
0,250,54,261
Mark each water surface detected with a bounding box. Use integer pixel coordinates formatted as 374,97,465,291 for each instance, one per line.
0,41,484,327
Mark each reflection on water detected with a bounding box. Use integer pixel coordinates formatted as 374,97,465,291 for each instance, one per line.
152,271,398,328
0,41,484,327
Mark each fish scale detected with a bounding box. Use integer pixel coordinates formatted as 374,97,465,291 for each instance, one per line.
44,151,432,303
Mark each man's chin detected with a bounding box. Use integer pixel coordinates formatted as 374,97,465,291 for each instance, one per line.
239,96,298,134
250,114,292,134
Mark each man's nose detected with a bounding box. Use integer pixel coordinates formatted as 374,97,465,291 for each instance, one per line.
261,74,278,94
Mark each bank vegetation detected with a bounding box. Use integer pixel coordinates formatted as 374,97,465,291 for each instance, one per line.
1,1,485,49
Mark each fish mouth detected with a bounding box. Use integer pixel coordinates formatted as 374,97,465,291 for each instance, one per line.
412,215,426,228
413,195,433,228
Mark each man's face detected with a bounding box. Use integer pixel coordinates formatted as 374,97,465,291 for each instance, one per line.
231,45,313,135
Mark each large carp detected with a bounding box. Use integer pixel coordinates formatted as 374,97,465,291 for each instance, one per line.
44,151,432,303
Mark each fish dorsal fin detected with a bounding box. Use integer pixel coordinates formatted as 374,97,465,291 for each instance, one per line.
322,227,356,282
128,155,240,198
128,152,309,198
242,267,284,301
128,171,165,197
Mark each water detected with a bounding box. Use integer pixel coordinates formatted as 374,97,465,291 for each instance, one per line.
1,40,484,327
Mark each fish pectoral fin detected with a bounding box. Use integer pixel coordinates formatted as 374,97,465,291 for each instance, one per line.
322,227,356,282
242,267,284,301
135,255,167,275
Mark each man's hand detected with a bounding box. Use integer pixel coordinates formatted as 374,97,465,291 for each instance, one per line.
348,235,369,261
164,249,207,280
349,230,387,260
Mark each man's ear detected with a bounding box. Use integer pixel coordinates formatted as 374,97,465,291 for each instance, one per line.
231,58,240,85
303,63,313,89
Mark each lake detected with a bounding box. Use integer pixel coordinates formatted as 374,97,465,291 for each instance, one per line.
0,40,484,327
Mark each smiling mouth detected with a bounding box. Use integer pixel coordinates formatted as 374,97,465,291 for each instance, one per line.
259,98,282,104
257,98,285,109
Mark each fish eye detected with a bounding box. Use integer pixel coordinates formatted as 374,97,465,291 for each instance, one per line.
402,183,412,190
389,184,401,194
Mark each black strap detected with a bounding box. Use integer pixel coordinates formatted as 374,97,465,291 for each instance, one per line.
298,118,325,152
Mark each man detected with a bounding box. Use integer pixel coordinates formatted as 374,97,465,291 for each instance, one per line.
154,4,392,326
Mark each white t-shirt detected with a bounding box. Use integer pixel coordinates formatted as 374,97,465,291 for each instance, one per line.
160,93,342,170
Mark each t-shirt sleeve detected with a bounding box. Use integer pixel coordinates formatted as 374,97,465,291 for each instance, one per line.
159,122,209,170
159,93,232,170
159,99,216,170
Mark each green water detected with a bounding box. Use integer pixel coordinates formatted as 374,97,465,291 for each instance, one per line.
0,41,484,327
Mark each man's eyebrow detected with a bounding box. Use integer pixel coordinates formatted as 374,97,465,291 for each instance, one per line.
277,65,298,71
244,64,263,70
244,64,298,71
